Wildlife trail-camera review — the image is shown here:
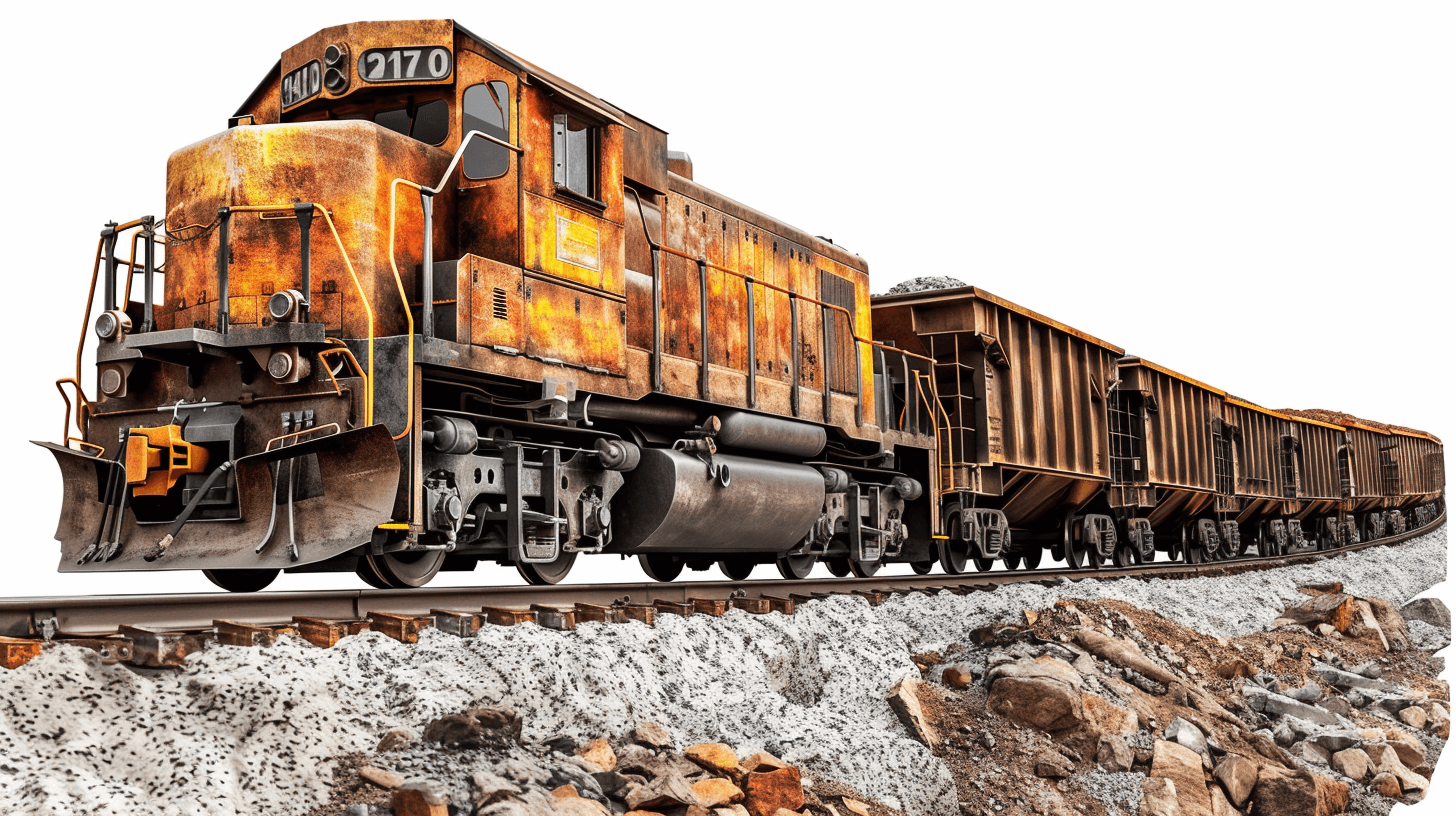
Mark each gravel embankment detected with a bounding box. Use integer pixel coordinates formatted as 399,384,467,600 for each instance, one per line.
0,525,1445,816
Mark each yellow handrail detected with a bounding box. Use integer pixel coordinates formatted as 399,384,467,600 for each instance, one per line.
386,179,420,441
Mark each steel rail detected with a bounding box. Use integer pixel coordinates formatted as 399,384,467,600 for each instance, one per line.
0,512,1442,642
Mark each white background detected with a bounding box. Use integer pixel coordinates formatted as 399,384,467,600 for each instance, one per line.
2,2,1451,810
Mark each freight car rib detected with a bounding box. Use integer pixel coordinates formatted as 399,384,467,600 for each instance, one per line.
38,20,1445,592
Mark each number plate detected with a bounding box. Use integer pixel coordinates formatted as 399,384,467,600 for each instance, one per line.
357,46,453,83
281,60,321,108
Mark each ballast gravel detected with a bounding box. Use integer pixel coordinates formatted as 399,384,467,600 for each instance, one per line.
0,525,1445,816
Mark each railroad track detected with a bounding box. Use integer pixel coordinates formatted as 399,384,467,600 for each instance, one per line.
1,512,1444,670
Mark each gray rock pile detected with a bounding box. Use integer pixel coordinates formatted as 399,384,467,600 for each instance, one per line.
880,276,968,296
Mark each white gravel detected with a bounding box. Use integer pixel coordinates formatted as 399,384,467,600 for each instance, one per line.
0,524,1444,816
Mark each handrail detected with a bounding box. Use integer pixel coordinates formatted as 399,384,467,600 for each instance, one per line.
54,378,91,450
318,341,367,400
265,423,341,452
386,179,421,442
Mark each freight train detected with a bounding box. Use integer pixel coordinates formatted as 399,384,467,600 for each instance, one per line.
40,20,1445,592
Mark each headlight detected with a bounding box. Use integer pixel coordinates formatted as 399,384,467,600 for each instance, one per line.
94,309,132,341
268,289,305,322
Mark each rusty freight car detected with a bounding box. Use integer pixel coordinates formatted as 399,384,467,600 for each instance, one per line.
37,19,1443,591
871,286,1126,573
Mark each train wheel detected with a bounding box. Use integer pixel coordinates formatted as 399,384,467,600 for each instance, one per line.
972,555,996,572
1113,544,1137,568
639,554,683,582
848,557,882,578
718,557,756,581
1001,551,1022,571
826,557,852,577
910,560,935,575
777,554,816,580
204,568,279,593
363,549,447,588
1021,546,1043,570
938,540,969,575
517,550,577,586
1060,514,1086,569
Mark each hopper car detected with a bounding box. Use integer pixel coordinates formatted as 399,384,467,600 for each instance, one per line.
39,20,1444,591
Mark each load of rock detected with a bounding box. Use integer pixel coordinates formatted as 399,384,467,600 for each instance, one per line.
880,276,969,296
885,593,1450,816
321,711,885,816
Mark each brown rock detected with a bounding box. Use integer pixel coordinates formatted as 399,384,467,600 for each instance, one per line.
841,799,872,816
1083,693,1139,739
555,800,611,816
1151,741,1213,816
1331,747,1373,781
392,781,450,816
1384,732,1426,768
740,752,789,773
1277,593,1357,632
1354,600,1390,651
769,811,802,816
1398,706,1428,729
1370,772,1402,798
687,743,742,779
942,666,973,689
1428,702,1451,739
375,727,417,753
553,784,581,799
1034,750,1075,778
1209,785,1239,816
631,721,674,750
1366,598,1412,651
1097,734,1135,772
576,737,617,772
887,676,940,750
1212,755,1259,808
743,767,803,816
986,657,1085,732
1248,766,1349,816
693,778,745,807
359,766,404,790
1299,582,1344,596
714,807,752,816
1139,777,1184,816
470,770,520,808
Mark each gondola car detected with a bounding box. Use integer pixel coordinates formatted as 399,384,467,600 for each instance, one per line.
39,19,1443,591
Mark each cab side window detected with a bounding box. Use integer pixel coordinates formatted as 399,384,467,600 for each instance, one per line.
463,81,511,180
372,98,449,145
553,113,597,200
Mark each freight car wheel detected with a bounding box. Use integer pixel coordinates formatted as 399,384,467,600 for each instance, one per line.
848,558,882,578
203,568,279,593
718,558,756,581
363,550,447,588
639,554,683,582
909,560,935,575
1021,546,1043,570
1060,514,1086,570
1114,544,1137,568
972,555,996,572
1000,552,1022,571
939,515,970,575
826,557,852,577
517,550,577,585
777,554,817,580
354,558,392,589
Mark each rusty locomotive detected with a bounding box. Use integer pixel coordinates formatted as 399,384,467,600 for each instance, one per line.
41,20,1445,592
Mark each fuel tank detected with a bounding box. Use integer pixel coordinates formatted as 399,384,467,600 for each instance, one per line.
610,448,825,553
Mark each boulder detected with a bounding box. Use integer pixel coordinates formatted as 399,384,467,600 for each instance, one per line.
1399,597,1450,630
421,707,522,749
740,752,789,773
392,780,451,816
1209,785,1239,816
942,666,974,689
986,657,1085,732
692,778,744,807
1241,686,1343,726
841,799,872,816
887,676,940,750
1083,692,1139,739
1074,628,1179,685
1370,772,1402,798
1139,777,1185,816
1248,766,1348,816
1365,598,1412,651
1212,755,1259,808
1033,751,1075,778
1151,740,1213,816
1397,706,1428,729
1292,741,1330,766
1383,731,1426,768
686,744,741,779
1330,748,1373,781
1276,593,1357,632
1312,662,1389,692
1427,702,1450,738
630,721,674,750
742,767,803,816
1097,734,1135,772
625,772,701,810
1360,743,1428,795
576,738,617,772
588,771,641,801
1164,717,1212,769
1353,600,1390,651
